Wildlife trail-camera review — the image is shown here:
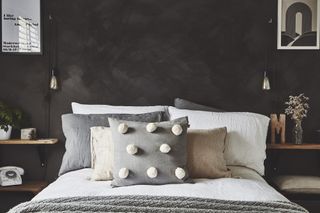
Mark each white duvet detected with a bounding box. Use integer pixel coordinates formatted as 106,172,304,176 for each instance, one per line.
34,166,287,202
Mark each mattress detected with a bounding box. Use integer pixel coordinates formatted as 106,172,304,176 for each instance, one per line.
33,166,287,202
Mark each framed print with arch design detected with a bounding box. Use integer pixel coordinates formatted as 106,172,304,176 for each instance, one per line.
278,0,320,50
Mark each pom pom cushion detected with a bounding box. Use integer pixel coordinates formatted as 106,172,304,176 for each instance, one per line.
59,112,164,175
109,117,191,187
187,128,231,179
168,107,270,175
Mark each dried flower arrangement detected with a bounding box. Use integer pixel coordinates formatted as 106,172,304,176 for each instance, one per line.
285,93,309,123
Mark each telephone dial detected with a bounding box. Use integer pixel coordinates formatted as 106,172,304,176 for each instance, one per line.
0,166,24,186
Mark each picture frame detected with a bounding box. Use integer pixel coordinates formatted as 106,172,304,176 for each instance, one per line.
278,0,320,50
1,0,42,54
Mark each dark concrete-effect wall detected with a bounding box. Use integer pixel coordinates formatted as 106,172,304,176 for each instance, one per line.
0,0,320,211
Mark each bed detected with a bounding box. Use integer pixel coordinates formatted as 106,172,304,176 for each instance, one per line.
9,167,307,212
9,103,309,212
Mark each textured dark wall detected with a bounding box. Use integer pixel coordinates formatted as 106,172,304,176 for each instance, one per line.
0,0,320,211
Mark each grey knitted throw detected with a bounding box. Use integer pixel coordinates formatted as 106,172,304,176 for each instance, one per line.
9,195,308,213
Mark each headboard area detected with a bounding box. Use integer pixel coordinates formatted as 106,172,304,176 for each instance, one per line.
0,0,319,182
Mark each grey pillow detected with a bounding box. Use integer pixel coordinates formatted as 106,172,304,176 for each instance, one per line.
59,112,164,176
109,117,191,187
174,98,225,112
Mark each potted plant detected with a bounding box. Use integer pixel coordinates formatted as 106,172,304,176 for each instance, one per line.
285,93,309,144
0,102,23,140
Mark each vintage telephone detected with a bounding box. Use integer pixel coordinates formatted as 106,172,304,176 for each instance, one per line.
0,166,24,186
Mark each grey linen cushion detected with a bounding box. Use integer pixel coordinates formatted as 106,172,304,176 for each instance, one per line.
109,117,191,187
59,112,164,176
174,98,225,112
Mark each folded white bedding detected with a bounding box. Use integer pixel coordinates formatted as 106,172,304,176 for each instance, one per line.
33,167,287,202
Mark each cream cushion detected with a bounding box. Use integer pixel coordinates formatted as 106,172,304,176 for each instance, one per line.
90,127,113,181
273,175,320,194
187,128,231,178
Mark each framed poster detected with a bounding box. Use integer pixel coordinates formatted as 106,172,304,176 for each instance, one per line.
278,0,320,50
1,0,41,54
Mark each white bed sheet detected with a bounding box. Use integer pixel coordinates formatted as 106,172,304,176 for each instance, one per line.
34,167,287,202
33,166,287,201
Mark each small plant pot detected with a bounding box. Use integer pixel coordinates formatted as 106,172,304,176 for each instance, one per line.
0,125,12,140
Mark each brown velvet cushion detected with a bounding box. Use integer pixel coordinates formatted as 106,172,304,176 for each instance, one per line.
273,175,320,194
187,128,231,178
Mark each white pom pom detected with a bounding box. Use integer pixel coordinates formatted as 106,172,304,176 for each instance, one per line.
126,144,138,155
119,168,129,179
146,167,158,179
171,124,183,136
175,167,186,180
118,123,128,134
159,144,171,153
146,123,157,133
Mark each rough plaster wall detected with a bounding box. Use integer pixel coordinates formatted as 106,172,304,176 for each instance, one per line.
0,0,320,211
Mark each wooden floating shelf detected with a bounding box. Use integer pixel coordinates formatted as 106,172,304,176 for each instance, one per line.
267,143,320,150
0,181,47,195
0,139,58,145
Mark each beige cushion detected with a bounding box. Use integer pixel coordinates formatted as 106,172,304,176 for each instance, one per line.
273,175,320,194
187,128,231,178
90,127,113,181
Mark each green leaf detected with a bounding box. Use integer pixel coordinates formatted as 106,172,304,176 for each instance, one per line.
0,101,24,130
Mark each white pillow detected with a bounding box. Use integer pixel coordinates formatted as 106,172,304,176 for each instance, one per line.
72,102,167,114
90,126,114,181
168,107,269,175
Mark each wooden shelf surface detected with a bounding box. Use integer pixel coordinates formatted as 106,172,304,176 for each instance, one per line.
0,138,58,145
0,181,47,194
267,143,320,150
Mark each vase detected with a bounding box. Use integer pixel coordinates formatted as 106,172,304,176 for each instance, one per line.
0,125,12,140
292,121,303,144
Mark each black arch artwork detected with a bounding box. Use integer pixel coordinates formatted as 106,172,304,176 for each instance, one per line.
281,1,317,47
286,2,312,38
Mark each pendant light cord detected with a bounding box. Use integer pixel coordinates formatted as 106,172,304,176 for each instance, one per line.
43,14,55,181
47,14,54,138
51,15,57,74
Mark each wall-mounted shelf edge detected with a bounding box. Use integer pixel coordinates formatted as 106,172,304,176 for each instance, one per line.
0,139,58,145
267,143,320,150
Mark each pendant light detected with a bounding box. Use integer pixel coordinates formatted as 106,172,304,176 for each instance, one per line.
262,71,271,90
49,15,58,90
50,69,58,90
262,53,271,91
262,18,273,91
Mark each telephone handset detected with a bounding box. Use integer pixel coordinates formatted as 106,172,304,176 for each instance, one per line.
0,166,24,186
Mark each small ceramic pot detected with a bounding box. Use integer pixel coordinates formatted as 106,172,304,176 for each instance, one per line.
0,125,12,140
